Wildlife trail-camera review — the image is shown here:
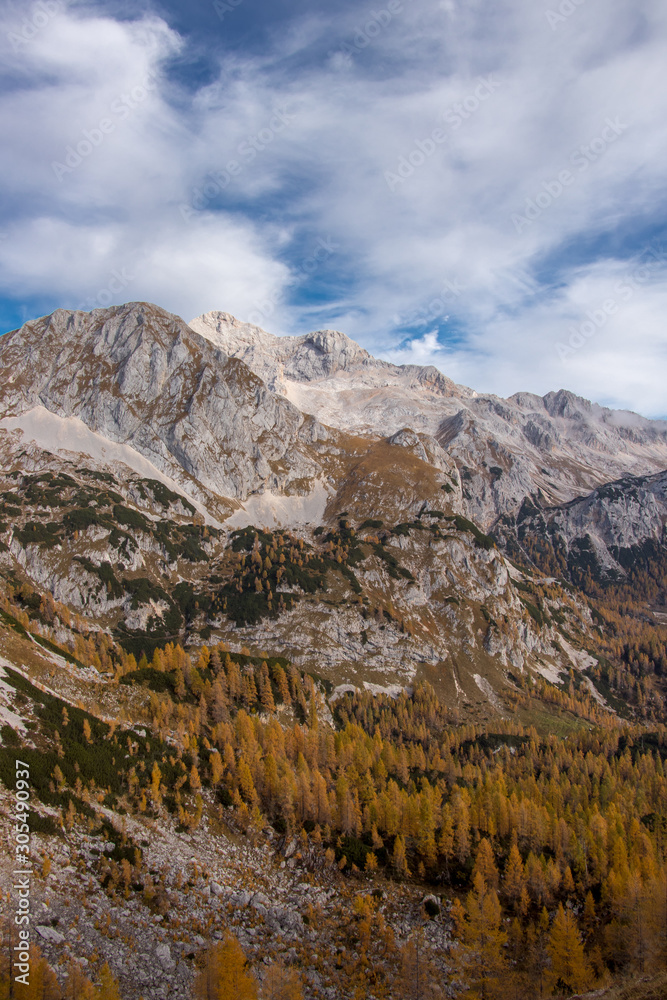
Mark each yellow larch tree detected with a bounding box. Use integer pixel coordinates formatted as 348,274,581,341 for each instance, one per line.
397,930,441,1000
96,963,121,1000
193,937,258,1000
546,904,593,996
456,873,507,1000
259,961,303,1000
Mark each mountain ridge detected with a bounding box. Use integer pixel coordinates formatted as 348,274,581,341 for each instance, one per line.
1,302,667,1000
189,307,667,529
4,301,667,534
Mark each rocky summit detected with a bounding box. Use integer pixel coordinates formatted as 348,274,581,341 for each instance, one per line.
1,302,666,1000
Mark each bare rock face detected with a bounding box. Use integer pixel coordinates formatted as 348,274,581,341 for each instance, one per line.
189,311,371,391
4,301,667,534
191,310,667,529
496,469,667,583
0,303,329,503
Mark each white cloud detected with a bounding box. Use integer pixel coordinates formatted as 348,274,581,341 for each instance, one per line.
1,0,667,414
0,5,290,322
381,250,667,415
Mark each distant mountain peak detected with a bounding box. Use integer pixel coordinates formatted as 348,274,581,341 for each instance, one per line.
189,311,370,382
4,301,667,534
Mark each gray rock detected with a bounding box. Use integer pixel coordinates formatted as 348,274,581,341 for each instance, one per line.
155,944,174,971
190,309,667,530
284,837,298,859
36,925,64,944
230,890,251,907
251,892,271,908
0,303,326,506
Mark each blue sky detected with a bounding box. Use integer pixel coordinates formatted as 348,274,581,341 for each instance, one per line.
1,0,666,415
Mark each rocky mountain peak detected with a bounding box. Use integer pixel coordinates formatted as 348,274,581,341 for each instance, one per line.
542,388,593,419
189,311,370,384
0,302,337,507
4,300,667,534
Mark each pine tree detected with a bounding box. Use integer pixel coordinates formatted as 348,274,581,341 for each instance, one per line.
210,750,224,786
150,762,162,805
392,834,409,876
63,960,97,1000
453,792,471,863
259,662,276,713
365,851,378,873
189,764,202,792
582,891,597,936
397,930,440,999
526,908,550,998
437,806,454,880
14,946,60,1000
503,843,526,909
474,838,499,891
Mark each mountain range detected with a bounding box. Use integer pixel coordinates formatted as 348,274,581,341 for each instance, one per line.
1,300,666,716
1,301,666,1000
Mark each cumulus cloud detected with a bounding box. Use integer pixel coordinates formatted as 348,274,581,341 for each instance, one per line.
0,4,291,321
0,0,666,413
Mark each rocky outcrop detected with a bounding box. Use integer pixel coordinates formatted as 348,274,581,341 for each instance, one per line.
191,310,667,528
189,311,371,391
0,303,330,504
494,470,667,582
5,302,667,531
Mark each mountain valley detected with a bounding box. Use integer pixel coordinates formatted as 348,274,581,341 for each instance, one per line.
1,302,666,1000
